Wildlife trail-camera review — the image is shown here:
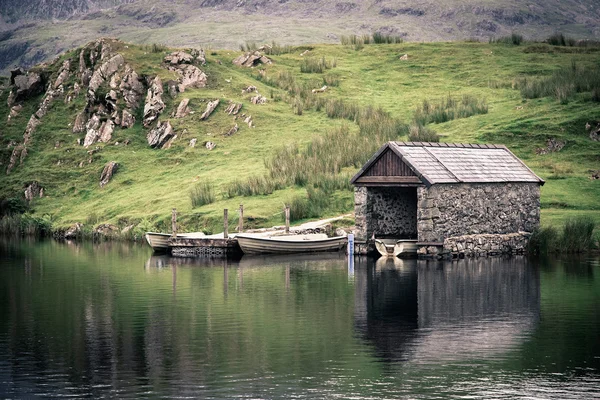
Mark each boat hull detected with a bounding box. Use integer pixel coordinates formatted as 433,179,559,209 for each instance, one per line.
236,234,347,255
145,232,172,252
375,239,418,258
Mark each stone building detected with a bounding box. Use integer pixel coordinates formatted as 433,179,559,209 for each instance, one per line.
351,142,545,258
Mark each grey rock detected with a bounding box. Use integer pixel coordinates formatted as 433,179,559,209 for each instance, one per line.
176,65,207,92
175,98,191,118
24,181,43,202
143,76,165,127
147,120,175,149
99,161,118,187
200,99,219,120
121,109,135,128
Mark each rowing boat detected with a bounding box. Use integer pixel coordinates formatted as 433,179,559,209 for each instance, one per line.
375,239,418,258
236,233,347,255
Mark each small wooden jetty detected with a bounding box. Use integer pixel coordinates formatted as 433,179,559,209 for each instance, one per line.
153,207,348,258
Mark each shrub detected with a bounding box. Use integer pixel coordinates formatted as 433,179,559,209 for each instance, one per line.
0,197,28,217
490,33,523,45
190,181,215,207
527,226,560,255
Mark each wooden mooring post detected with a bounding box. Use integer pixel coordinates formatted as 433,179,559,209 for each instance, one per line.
239,204,244,233
224,208,229,239
172,208,177,238
285,205,290,234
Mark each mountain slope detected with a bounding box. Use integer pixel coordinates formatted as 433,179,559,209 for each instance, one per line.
0,38,599,236
1,0,600,74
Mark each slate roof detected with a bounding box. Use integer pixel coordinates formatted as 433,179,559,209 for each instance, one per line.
351,142,545,186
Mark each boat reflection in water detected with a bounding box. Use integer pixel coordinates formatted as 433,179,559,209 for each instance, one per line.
354,256,540,364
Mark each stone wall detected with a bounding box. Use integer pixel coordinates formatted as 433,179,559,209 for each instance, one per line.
417,232,531,259
354,186,417,241
417,183,540,243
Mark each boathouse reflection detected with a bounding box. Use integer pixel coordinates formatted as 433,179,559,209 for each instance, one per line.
354,256,540,363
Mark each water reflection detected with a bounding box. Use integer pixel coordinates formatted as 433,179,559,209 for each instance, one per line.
354,256,540,364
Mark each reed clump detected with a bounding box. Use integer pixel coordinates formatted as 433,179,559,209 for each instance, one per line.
190,181,215,207
414,94,488,125
0,214,52,236
341,33,403,47
527,217,596,255
490,33,524,45
514,62,600,103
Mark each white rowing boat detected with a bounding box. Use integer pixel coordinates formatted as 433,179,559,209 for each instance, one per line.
236,233,347,255
375,239,418,258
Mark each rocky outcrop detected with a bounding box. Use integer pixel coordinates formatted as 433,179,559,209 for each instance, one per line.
24,181,44,202
586,121,600,141
83,114,101,147
164,51,194,65
175,98,191,118
35,85,64,119
225,101,242,115
119,64,145,110
147,120,176,149
176,65,207,92
99,161,118,187
233,51,272,68
143,76,165,127
98,120,115,143
88,54,125,94
53,60,71,88
200,99,219,120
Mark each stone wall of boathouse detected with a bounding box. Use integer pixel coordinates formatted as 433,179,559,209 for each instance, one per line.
354,186,418,242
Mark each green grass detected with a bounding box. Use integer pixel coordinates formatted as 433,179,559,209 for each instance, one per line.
1,40,599,234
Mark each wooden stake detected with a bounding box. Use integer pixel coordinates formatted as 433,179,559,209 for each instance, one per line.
285,205,290,234
171,208,177,238
239,204,244,233
224,208,229,239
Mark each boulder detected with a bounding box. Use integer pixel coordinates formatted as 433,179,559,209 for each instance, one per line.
166,80,179,98
205,141,216,150
224,124,238,137
7,104,22,122
64,222,83,239
312,85,327,93
251,94,267,105
143,76,165,127
24,181,44,202
73,111,88,133
200,99,219,120
189,138,197,147
175,98,191,118
147,120,176,149
176,65,207,92
121,109,135,128
244,115,253,127
98,120,115,143
535,138,565,155
164,51,194,65
83,114,101,147
225,101,242,115
99,161,118,187
242,85,257,94
94,223,119,238
233,51,272,68
400,54,409,60
586,121,600,141
8,71,46,106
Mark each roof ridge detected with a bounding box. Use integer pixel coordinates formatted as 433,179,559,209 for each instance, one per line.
392,141,503,149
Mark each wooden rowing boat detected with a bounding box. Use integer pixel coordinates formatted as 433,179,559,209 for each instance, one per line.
145,231,207,252
375,238,418,258
236,233,347,255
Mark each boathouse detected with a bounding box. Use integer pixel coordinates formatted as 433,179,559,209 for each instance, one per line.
351,142,545,257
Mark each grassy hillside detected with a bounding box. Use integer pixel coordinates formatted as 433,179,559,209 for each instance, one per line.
1,38,599,236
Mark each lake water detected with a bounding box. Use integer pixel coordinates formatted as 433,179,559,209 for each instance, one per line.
1,239,599,399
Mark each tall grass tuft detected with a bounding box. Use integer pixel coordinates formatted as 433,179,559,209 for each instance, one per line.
514,62,600,103
239,41,258,52
490,33,524,45
408,123,440,142
414,94,488,125
300,57,335,73
0,214,52,237
190,181,215,207
223,176,284,198
342,33,403,46
148,43,167,53
527,226,560,255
